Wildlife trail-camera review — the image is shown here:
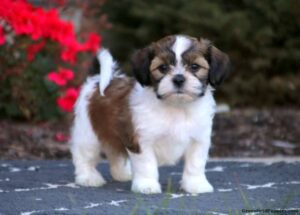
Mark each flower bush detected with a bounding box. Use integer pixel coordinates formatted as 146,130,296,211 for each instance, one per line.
0,0,104,119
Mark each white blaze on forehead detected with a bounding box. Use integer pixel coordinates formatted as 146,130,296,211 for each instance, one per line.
172,36,191,73
172,36,191,63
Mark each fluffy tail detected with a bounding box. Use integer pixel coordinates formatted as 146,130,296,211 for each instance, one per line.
96,48,119,96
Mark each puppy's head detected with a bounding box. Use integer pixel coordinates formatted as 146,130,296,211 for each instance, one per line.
131,35,230,103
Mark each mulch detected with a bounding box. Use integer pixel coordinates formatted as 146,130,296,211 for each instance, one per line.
0,108,299,159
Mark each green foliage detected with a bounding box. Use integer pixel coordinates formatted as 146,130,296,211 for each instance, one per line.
0,41,61,120
102,0,300,106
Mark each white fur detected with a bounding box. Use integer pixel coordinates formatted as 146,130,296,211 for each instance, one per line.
172,35,191,74
107,153,132,182
97,48,119,96
129,143,161,194
181,139,214,193
129,84,216,193
70,76,106,187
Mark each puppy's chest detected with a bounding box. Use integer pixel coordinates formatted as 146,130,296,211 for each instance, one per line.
139,106,204,137
134,107,205,165
152,134,189,166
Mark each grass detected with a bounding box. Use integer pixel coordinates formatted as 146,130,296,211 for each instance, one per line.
129,181,299,215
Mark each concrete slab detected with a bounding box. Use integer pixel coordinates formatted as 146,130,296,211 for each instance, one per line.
0,159,299,214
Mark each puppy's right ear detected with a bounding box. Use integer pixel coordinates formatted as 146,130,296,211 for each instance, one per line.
131,46,154,86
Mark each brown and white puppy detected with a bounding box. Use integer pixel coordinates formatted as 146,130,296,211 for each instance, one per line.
70,35,230,194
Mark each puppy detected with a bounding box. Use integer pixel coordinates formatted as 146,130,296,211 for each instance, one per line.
70,35,230,194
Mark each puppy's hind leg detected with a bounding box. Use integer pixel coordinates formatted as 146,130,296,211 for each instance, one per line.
106,149,132,182
70,122,106,187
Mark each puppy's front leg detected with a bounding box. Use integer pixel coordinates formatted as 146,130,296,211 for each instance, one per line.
181,138,213,194
129,144,161,194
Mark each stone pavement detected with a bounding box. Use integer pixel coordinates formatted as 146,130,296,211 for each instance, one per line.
0,158,299,215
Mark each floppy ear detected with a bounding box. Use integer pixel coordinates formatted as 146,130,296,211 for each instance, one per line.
208,45,231,88
131,46,153,86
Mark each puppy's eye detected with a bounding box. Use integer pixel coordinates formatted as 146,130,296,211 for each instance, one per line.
190,64,200,72
158,64,169,73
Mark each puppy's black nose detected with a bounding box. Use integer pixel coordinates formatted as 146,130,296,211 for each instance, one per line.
172,74,185,87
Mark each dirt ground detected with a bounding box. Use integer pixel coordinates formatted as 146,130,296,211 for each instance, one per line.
0,108,299,160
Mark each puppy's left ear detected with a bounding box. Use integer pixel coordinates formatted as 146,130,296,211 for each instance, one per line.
131,46,154,86
207,45,231,88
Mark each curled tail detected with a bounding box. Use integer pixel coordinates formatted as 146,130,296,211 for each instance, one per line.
96,48,119,96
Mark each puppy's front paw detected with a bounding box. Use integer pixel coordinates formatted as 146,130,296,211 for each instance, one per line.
181,175,213,194
131,178,161,194
75,170,106,187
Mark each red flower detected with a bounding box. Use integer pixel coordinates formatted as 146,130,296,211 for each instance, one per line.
60,41,80,64
0,0,102,64
57,87,79,112
54,132,69,142
27,40,46,61
47,68,74,86
0,26,5,45
81,33,101,53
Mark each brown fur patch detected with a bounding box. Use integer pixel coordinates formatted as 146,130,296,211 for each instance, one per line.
148,36,177,83
152,36,176,65
194,57,209,69
194,68,209,80
188,56,209,79
150,57,165,80
181,39,210,80
150,57,164,72
88,78,140,156
153,35,176,52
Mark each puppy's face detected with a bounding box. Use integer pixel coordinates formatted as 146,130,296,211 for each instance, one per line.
132,35,230,103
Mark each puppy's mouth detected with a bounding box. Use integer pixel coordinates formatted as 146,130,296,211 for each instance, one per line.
157,90,204,100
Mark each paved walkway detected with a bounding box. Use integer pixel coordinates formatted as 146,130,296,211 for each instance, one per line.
0,158,299,215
